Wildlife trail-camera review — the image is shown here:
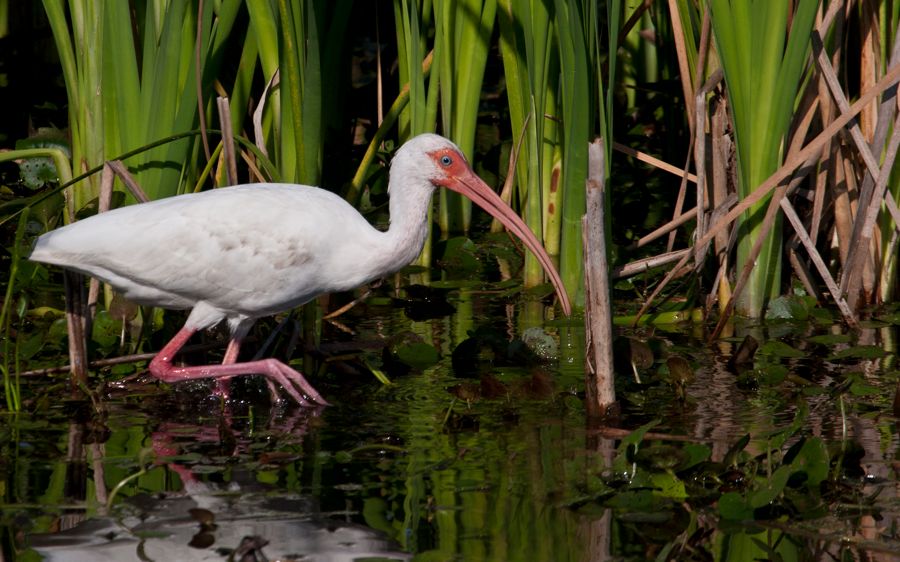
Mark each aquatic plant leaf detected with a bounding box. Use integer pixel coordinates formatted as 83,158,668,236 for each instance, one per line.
91,311,122,350
651,472,687,500
878,311,900,325
805,334,852,345
789,437,829,488
758,340,804,359
665,355,693,383
760,365,788,386
110,363,137,376
17,332,45,361
748,465,791,508
636,444,686,471
48,318,69,342
765,294,814,321
612,420,661,474
678,443,711,472
766,398,809,449
723,434,750,467
621,420,661,450
830,345,886,360
848,380,880,396
435,236,480,272
605,489,669,511
718,492,753,520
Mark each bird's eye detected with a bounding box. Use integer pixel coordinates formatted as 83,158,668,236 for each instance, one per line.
440,155,453,166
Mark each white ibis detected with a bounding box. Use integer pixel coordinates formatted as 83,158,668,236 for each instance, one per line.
30,134,572,406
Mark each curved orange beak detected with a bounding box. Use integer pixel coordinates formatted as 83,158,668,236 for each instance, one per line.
431,150,573,316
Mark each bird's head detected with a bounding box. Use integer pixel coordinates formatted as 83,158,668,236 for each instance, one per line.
392,133,572,316
391,133,467,191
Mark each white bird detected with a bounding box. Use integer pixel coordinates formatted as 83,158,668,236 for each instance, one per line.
30,134,572,406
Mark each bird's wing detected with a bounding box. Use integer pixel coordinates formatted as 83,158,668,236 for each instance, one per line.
31,184,381,313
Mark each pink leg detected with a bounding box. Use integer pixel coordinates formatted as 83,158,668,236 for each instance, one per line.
148,327,328,407
213,338,242,400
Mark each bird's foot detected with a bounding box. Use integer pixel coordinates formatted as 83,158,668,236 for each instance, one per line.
150,357,328,408
262,359,330,407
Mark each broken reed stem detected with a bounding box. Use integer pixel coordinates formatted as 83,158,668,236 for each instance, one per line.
107,160,150,203
63,271,88,392
583,138,615,416
613,249,691,279
611,143,698,183
781,196,857,323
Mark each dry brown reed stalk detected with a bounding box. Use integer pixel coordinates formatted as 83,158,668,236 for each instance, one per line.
667,151,692,255
692,69,725,271
240,151,269,183
18,340,237,378
611,143,698,183
704,202,739,314
63,270,88,391
859,0,880,142
781,193,856,323
667,0,695,130
693,3,712,95
106,161,150,203
71,161,154,389
843,111,900,308
86,165,116,331
583,139,615,416
710,95,733,309
710,181,791,340
626,206,697,250
619,1,900,330
820,21,900,310
632,61,900,327
613,248,691,279
66,160,148,389
253,70,280,159
618,0,653,45
608,142,697,255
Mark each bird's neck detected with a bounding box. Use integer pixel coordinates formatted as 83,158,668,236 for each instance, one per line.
381,183,433,268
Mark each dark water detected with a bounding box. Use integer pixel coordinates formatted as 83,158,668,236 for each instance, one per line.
3,288,900,561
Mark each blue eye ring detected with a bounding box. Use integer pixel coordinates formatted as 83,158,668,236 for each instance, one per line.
440,155,453,166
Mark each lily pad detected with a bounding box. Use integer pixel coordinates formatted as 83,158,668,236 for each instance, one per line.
395,342,440,370
14,128,71,189
520,327,558,360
